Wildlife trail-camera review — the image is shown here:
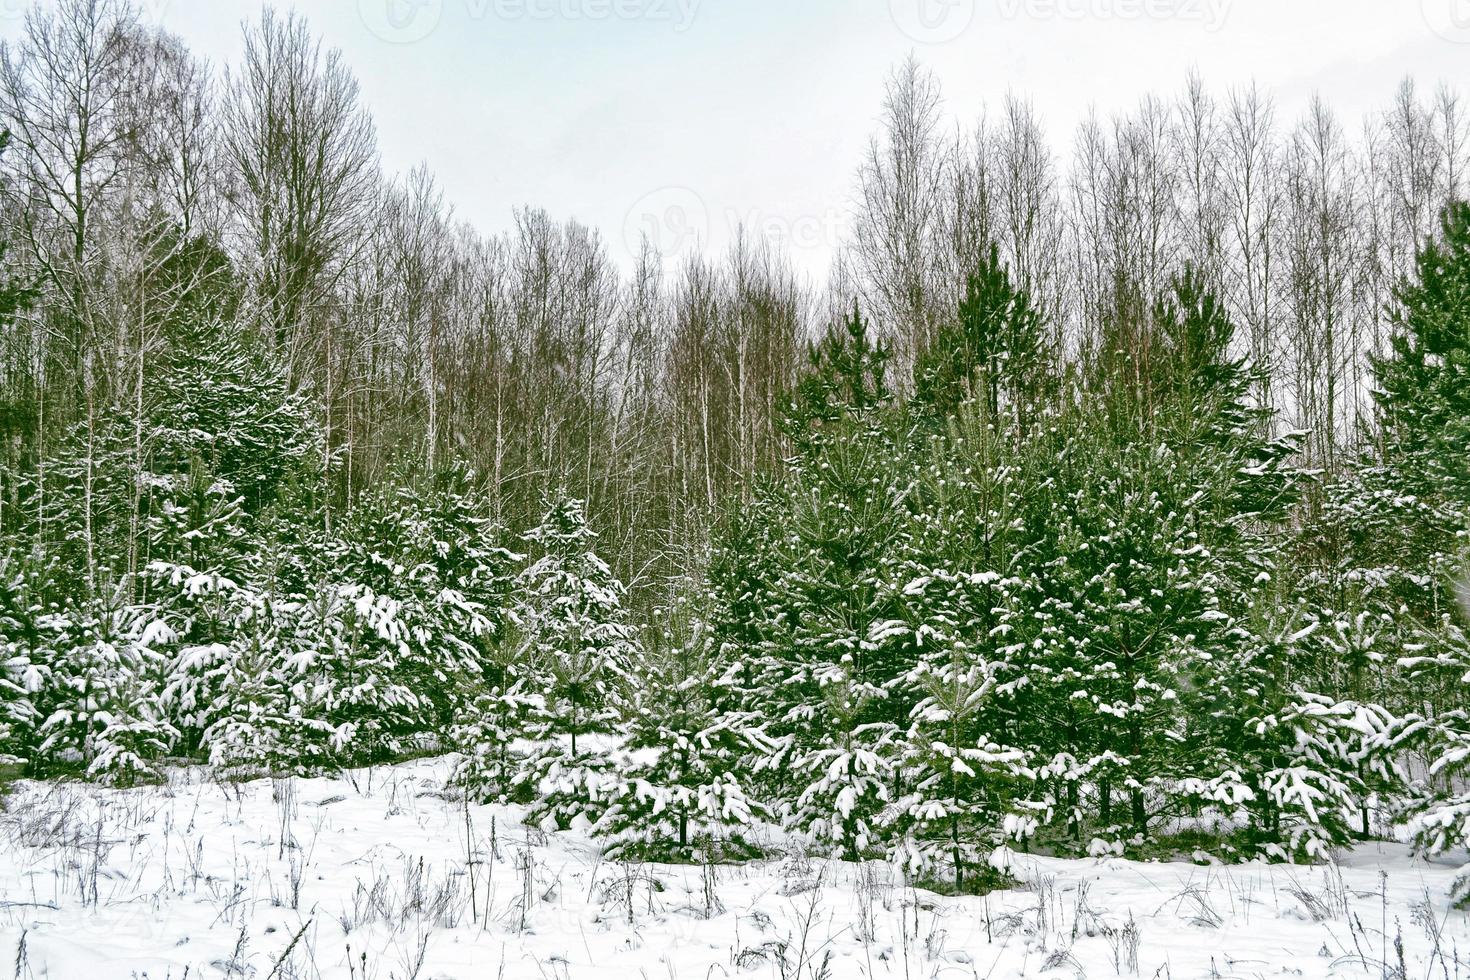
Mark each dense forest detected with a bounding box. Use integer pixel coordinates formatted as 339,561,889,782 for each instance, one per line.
0,0,1467,905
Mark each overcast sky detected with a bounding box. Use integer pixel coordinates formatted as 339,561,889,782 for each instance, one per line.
3,0,1466,281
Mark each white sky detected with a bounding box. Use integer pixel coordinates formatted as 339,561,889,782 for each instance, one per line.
3,0,1467,282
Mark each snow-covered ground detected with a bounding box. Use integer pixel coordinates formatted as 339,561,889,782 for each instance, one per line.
0,757,1465,979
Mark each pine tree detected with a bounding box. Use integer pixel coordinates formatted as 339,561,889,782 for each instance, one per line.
146,314,318,516
518,490,637,751
30,310,316,603
1373,202,1470,519
713,307,917,854
880,397,1044,886
887,636,1032,889
326,467,519,755
1187,602,1393,860
787,675,900,862
1037,427,1220,840
1022,268,1322,849
1396,617,1470,906
913,244,1049,427
451,676,544,804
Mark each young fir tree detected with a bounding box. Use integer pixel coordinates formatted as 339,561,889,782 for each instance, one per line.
512,490,640,831
451,661,544,804
322,467,519,762
0,554,47,765
1194,602,1396,860
34,603,179,784
887,631,1032,887
1368,202,1470,903
146,466,255,750
1029,415,1216,841
592,588,770,861
193,588,328,775
1372,202,1470,527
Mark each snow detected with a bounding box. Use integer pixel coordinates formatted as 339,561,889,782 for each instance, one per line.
0,756,1466,979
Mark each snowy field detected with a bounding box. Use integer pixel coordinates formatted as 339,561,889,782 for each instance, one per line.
1,757,1466,980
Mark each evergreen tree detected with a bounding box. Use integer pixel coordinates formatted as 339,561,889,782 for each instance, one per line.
1396,616,1470,906
0,554,47,764
786,676,900,862
451,674,544,803
881,403,1045,884
125,322,322,766
1151,271,1374,859
513,490,640,830
593,595,769,860
1020,269,1331,851
712,306,916,854
1367,202,1470,904
325,467,519,757
1187,601,1394,860
27,278,311,602
1372,202,1470,521
913,244,1049,428
518,490,637,752
192,589,321,775
34,603,178,784
887,636,1033,889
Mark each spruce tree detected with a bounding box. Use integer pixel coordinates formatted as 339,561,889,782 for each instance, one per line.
513,490,640,830
1368,202,1470,903
0,554,47,765
593,592,769,860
